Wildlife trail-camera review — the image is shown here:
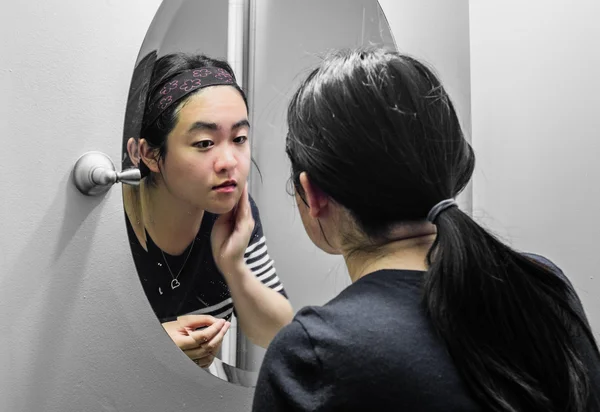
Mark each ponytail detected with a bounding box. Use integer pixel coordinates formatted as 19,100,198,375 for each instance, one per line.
424,206,599,411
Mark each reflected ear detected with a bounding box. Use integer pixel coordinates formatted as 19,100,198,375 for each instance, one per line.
138,138,160,173
126,137,140,167
299,172,329,218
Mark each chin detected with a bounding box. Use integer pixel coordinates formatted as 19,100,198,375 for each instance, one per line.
204,202,235,215
203,197,239,215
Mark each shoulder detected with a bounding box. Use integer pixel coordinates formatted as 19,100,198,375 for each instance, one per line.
523,252,563,274
263,306,336,372
523,252,573,288
259,293,487,410
285,304,383,366
253,314,331,411
268,315,317,358
259,304,450,409
523,252,593,325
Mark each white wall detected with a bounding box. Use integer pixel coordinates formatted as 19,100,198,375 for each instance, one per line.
470,0,600,336
0,1,255,411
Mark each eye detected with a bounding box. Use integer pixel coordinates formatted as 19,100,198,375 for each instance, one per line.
234,136,248,144
194,140,214,150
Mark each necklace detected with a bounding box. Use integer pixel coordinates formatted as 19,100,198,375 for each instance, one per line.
161,238,196,290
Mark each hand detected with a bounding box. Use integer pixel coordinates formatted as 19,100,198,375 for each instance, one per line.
211,183,255,275
178,315,231,368
161,319,203,351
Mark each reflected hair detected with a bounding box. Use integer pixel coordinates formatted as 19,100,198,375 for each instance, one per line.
122,50,157,171
285,47,600,412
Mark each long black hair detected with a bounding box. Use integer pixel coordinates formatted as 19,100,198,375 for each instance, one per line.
285,47,599,411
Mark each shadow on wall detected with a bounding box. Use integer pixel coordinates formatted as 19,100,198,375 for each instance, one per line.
1,169,107,412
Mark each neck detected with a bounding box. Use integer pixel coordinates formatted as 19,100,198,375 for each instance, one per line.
140,180,204,255
343,225,437,283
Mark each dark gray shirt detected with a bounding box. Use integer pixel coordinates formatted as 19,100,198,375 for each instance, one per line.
253,254,600,411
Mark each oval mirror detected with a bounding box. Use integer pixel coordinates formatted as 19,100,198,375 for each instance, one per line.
121,0,397,387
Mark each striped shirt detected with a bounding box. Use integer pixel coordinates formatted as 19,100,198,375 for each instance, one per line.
126,195,287,323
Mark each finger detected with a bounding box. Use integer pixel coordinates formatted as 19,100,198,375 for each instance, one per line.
177,336,201,351
212,209,234,239
193,354,215,368
188,318,226,345
231,199,239,222
238,183,249,220
167,331,199,351
184,322,230,358
162,321,200,351
203,321,230,354
236,184,254,231
177,314,218,331
184,345,212,359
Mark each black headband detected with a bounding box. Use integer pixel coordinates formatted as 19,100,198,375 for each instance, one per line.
144,67,237,129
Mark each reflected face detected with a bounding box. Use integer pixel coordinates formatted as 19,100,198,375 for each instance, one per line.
158,86,250,214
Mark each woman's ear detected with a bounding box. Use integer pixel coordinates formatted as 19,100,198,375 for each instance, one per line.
126,137,140,166
299,172,329,218
138,138,160,173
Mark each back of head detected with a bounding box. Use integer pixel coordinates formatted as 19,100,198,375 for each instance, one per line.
286,47,600,412
286,47,472,237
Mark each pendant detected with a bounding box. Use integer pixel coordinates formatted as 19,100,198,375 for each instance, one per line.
171,279,181,290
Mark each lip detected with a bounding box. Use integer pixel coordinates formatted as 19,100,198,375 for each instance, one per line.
212,180,237,192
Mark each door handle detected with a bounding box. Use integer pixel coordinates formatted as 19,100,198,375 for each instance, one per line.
72,151,141,196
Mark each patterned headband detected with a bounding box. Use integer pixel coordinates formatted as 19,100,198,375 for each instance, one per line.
144,67,237,129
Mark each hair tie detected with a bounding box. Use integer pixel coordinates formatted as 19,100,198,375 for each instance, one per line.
426,199,457,223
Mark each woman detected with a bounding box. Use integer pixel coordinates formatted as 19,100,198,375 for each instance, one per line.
251,48,600,411
122,52,293,368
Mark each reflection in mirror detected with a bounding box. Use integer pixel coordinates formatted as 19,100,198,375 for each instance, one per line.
121,0,396,387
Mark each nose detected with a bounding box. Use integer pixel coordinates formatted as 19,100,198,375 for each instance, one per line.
214,146,238,173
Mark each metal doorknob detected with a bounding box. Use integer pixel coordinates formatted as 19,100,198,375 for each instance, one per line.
72,151,141,196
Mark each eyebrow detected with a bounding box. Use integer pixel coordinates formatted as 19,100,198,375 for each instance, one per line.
188,119,250,133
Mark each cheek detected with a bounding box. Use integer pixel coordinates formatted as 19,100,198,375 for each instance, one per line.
237,147,251,172
300,211,326,250
169,153,211,180
295,194,339,254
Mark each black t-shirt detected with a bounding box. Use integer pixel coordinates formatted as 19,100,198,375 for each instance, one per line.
253,254,600,411
126,195,287,323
